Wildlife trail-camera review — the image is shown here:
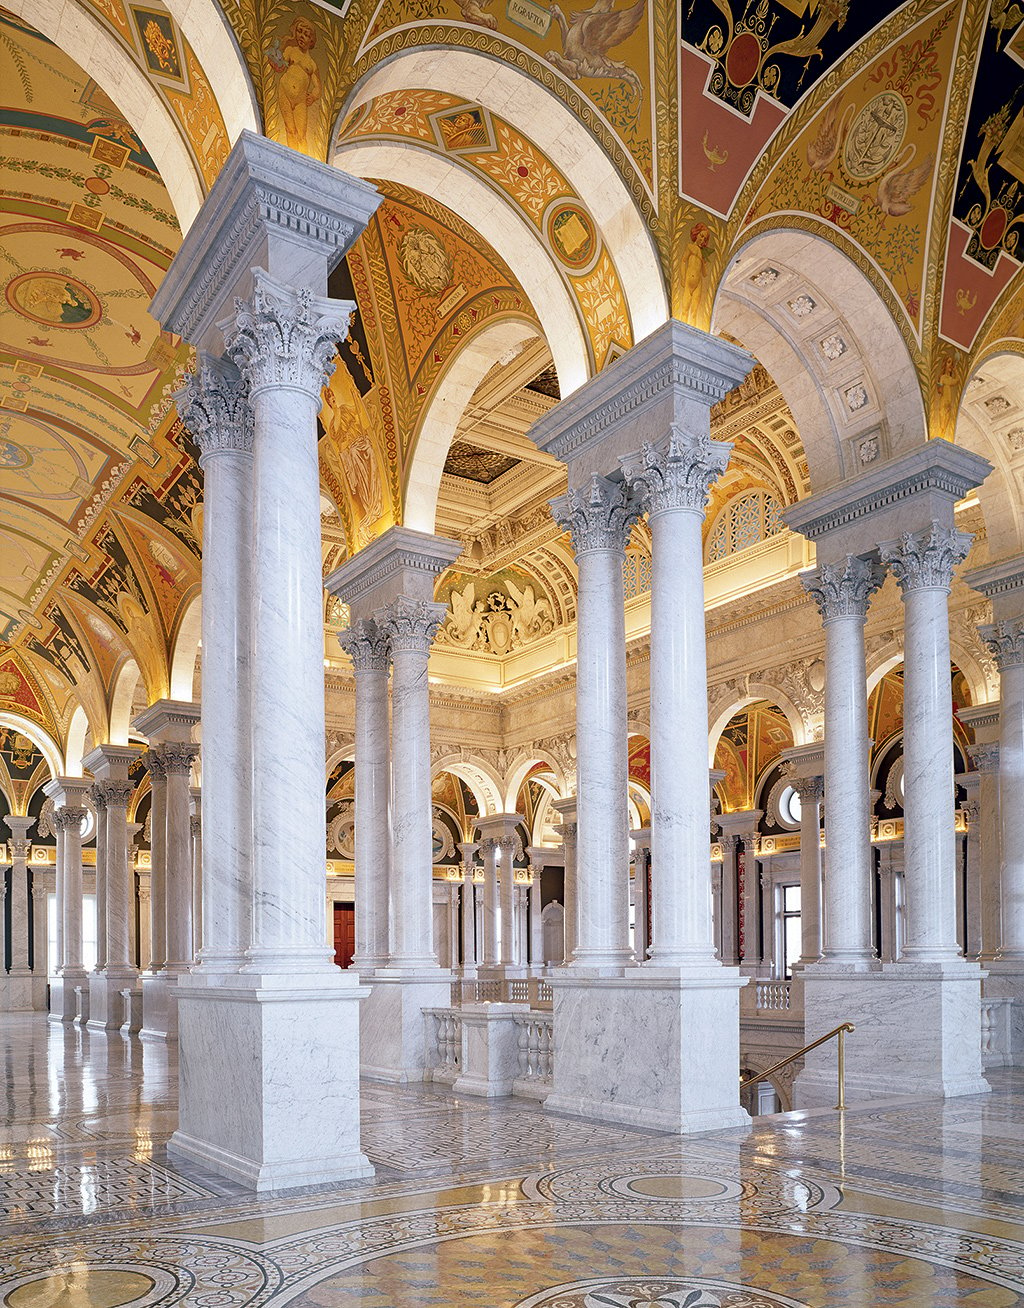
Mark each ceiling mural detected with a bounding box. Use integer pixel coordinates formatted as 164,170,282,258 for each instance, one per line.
714,700,794,814
0,729,48,816
338,90,633,369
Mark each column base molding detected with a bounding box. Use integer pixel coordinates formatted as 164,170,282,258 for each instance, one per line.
141,971,179,1040
360,974,451,1082
0,973,36,1012
87,969,139,1030
794,962,991,1109
543,969,750,1135
171,971,372,1193
49,971,89,1024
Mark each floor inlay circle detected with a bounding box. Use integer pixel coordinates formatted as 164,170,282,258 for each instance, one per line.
607,1173,742,1201
3,1267,166,1308
512,1278,811,1307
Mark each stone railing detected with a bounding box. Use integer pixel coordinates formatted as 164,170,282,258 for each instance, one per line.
755,980,792,1012
450,976,553,1009
424,1008,462,1084
512,1010,554,1099
981,997,1012,1068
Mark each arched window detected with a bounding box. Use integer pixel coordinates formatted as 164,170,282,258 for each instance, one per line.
706,490,784,562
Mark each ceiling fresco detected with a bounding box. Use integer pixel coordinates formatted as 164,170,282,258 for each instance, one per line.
714,699,794,814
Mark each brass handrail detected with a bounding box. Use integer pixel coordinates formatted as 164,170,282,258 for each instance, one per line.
740,1022,855,1111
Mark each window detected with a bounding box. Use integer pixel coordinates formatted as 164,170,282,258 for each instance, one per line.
777,784,802,828
706,490,784,562
782,884,801,979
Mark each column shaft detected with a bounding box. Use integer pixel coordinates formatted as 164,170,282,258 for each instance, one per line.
104,784,135,971
162,745,199,971
794,778,824,967
499,838,517,966
144,758,168,971
92,790,107,971
458,843,478,970
5,819,34,975
481,839,500,967
60,808,86,972
980,627,1024,958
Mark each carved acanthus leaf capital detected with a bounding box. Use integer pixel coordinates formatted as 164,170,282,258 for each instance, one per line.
222,270,353,399
619,426,731,518
979,619,1024,671
90,782,109,812
156,742,201,777
338,618,391,673
55,806,88,834
376,597,448,654
141,749,167,783
879,523,972,595
802,555,884,623
9,837,31,859
174,361,253,462
102,779,136,809
790,775,824,806
550,474,640,558
479,836,501,856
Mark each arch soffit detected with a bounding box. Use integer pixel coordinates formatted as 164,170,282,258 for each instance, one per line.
955,353,1024,558
108,658,143,748
337,49,667,342
405,316,543,533
14,0,205,229
63,704,91,777
502,751,568,812
712,229,926,497
333,139,588,399
431,755,503,818
707,686,806,767
0,712,62,783
169,594,202,702
158,0,259,143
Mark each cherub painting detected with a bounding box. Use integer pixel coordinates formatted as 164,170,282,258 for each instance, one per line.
268,17,322,153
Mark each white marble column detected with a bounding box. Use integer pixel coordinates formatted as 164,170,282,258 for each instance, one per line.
498,835,519,968
338,619,391,972
224,274,349,975
458,842,479,972
91,785,107,973
160,742,200,973
137,879,152,972
447,882,461,969
551,476,637,970
175,361,253,971
480,837,500,968
56,799,88,1022
981,621,1024,964
528,873,544,969
3,817,34,1011
621,431,729,966
31,882,47,1006
551,797,577,963
880,525,972,961
375,597,448,971
791,775,824,968
142,751,168,973
190,788,202,961
967,742,1002,960
803,556,883,965
631,829,651,963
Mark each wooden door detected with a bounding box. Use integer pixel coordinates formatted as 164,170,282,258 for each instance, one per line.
333,902,356,969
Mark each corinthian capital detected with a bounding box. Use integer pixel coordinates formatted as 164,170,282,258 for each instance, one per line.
879,522,972,595
222,269,353,398
619,426,731,518
155,741,201,777
376,596,448,654
979,619,1024,671
55,807,88,834
174,358,253,462
550,474,640,557
802,555,884,623
338,618,391,673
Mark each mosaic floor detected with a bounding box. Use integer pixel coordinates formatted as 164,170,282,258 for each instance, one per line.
1,1014,1023,1306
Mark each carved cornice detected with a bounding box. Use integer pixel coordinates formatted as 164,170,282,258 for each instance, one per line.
150,130,381,344
880,524,972,595
325,527,463,607
174,357,253,462
620,428,732,517
784,440,992,542
964,555,1024,601
802,555,884,623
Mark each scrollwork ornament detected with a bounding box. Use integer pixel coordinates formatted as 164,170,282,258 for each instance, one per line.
802,555,884,622
174,361,254,462
619,426,732,518
550,474,641,557
376,597,448,654
222,270,352,398
879,523,972,594
338,618,391,673
979,619,1024,671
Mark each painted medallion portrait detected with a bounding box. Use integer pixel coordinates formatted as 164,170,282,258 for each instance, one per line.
6,273,101,329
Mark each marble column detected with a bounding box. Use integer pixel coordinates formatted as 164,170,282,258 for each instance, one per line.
375,597,448,971
498,835,520,969
966,741,1002,961
980,621,1024,965
721,813,762,973
447,881,461,970
190,788,202,961
337,619,391,973
551,476,638,970
458,842,479,974
160,743,200,973
92,785,108,974
631,829,651,963
802,556,883,965
527,873,544,969
621,431,729,966
31,882,48,1009
142,751,168,974
880,525,972,962
717,834,739,966
175,360,253,972
3,816,34,1011
479,837,500,969
791,775,824,969
137,878,152,972
44,780,91,1024
223,276,348,976
551,797,577,963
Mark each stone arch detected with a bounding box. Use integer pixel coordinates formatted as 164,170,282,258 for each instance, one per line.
502,751,567,814
326,742,356,779
63,704,91,776
707,685,806,765
431,754,504,818
955,352,1024,557
712,229,926,496
0,711,62,782
404,317,543,533
169,594,202,702
109,658,143,747
335,50,667,342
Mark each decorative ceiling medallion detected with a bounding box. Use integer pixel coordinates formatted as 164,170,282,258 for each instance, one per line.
544,200,600,275
6,273,101,330
0,437,31,470
429,102,497,156
843,91,908,182
398,227,455,295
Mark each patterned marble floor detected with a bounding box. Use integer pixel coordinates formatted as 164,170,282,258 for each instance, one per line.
1,1013,1023,1306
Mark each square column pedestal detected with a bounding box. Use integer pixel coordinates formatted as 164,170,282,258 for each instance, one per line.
88,970,138,1031
544,970,751,1133
168,971,373,1191
793,963,991,1107
0,975,36,1012
141,972,179,1039
359,972,451,1082
454,1003,521,1097
49,971,89,1024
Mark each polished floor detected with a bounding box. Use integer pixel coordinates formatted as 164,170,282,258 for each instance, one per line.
0,1015,1022,1306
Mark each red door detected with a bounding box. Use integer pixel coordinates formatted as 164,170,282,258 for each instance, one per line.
333,903,356,968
